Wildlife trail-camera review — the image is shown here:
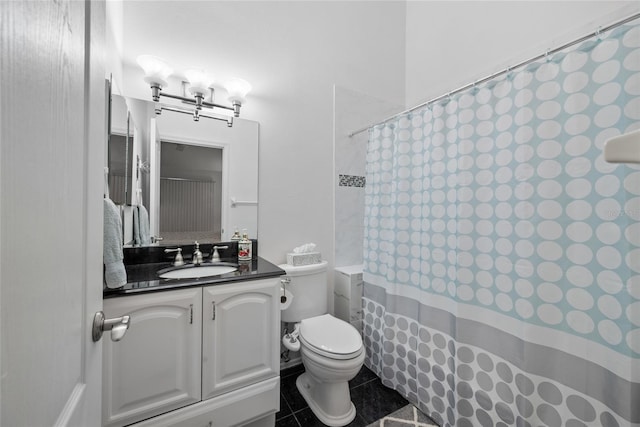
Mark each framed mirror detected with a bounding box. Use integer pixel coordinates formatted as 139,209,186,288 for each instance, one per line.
108,94,259,247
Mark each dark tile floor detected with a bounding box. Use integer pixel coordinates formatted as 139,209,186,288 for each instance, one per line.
276,364,410,427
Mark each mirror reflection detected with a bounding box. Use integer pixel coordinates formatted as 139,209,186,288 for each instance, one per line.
107,94,259,248
107,95,134,205
159,142,223,245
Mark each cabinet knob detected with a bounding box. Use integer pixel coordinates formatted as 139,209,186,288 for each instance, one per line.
92,311,130,342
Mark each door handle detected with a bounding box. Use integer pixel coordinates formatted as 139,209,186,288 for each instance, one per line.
92,311,130,342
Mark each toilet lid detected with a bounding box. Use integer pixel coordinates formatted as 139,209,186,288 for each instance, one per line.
299,314,363,357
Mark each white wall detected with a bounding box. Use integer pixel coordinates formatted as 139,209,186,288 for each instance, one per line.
105,0,123,94
119,2,408,309
405,1,639,107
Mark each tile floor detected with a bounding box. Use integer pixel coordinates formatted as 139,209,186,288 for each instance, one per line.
276,364,433,427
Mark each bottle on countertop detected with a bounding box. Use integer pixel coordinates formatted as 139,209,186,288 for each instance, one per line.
230,227,241,241
238,229,252,261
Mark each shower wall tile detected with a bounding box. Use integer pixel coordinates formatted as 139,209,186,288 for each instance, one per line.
335,128,368,178
334,85,401,268
335,185,365,267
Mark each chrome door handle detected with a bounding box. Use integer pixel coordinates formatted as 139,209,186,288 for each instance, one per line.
92,311,130,342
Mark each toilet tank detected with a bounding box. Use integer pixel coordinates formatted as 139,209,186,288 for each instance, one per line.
279,261,328,323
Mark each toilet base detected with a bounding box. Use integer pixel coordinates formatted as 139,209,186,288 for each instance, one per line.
296,373,356,427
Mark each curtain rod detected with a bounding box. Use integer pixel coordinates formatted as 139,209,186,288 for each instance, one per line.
348,12,640,138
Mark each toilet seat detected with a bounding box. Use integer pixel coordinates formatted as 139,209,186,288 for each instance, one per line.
299,314,363,360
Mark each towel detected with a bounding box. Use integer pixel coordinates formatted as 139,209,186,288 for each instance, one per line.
104,198,127,288
133,205,140,245
133,204,151,246
103,166,110,198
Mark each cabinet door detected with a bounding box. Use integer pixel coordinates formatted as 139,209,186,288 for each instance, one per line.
103,288,202,427
202,278,280,400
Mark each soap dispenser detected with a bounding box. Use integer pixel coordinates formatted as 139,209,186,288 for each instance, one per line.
238,229,252,261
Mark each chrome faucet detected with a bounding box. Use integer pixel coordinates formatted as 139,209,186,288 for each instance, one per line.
211,245,229,262
192,241,203,265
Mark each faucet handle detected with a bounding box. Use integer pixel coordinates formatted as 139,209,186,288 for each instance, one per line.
164,248,184,266
211,245,229,262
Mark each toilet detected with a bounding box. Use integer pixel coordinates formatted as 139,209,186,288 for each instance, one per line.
280,261,365,427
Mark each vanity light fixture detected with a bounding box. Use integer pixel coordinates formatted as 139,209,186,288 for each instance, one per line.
136,54,252,124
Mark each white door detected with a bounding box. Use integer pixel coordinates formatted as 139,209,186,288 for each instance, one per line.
0,1,105,425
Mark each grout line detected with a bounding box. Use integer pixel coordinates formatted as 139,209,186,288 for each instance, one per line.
283,393,294,412
291,411,303,427
284,413,301,427
349,375,380,391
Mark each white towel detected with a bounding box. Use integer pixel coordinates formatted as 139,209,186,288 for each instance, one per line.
133,204,151,246
133,205,141,245
103,166,110,198
138,204,151,246
104,198,127,288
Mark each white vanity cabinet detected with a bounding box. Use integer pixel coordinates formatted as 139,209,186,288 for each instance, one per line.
102,288,203,427
202,279,280,400
103,277,281,427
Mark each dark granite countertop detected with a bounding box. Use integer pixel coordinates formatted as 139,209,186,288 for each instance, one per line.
104,256,285,299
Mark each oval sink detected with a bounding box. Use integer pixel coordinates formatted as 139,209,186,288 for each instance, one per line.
158,264,238,279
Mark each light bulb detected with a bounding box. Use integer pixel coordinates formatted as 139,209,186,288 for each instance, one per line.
136,55,173,88
185,69,215,96
224,78,252,105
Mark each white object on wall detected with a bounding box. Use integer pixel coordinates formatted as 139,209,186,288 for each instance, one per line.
604,130,640,163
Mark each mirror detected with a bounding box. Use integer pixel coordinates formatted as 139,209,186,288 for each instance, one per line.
107,95,134,205
107,94,259,247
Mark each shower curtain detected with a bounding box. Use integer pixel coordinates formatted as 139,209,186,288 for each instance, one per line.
362,19,640,427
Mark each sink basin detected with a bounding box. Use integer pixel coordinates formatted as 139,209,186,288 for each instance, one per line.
158,264,238,279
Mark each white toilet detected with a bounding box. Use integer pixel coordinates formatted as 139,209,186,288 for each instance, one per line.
280,261,365,427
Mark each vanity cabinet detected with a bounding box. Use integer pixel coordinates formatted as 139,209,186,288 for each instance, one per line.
103,278,281,427
202,279,280,400
102,288,202,427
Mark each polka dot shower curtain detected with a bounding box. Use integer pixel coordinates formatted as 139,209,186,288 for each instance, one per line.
362,19,640,427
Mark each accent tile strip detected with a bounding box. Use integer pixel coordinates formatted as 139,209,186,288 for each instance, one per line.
339,174,366,187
